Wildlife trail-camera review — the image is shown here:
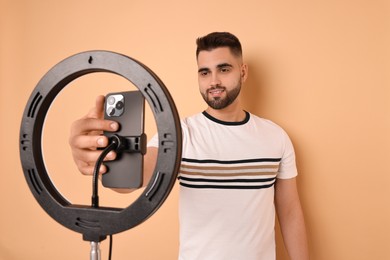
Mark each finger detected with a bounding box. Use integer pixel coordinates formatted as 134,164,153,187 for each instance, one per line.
71,118,119,136
85,95,105,119
76,160,108,176
69,135,109,150
95,95,105,119
72,149,117,165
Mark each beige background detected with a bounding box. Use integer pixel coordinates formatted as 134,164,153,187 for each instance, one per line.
1,0,389,259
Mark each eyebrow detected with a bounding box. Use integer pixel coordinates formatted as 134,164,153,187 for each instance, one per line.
198,63,233,73
198,67,210,73
217,63,233,69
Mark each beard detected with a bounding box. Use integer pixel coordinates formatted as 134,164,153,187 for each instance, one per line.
201,82,241,110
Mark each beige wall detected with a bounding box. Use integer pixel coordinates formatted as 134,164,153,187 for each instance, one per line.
1,0,389,259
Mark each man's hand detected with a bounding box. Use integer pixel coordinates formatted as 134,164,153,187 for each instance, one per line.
69,95,119,175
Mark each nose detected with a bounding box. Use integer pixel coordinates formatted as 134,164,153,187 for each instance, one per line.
210,73,221,87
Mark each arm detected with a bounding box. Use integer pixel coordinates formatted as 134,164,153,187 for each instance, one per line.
275,177,310,260
69,95,156,191
69,95,119,175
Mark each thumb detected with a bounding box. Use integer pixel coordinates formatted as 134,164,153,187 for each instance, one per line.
86,95,105,119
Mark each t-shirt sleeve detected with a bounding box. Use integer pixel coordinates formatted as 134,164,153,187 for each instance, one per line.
147,133,159,148
277,130,298,179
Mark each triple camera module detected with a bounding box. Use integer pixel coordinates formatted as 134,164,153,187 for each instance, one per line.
106,94,125,117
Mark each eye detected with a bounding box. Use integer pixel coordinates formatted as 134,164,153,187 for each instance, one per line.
199,70,210,76
220,66,231,73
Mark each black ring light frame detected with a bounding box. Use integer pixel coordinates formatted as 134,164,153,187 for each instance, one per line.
19,51,182,243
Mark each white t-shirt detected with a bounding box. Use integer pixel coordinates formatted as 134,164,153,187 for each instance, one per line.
148,111,297,260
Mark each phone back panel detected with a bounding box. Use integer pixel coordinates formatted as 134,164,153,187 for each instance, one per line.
102,91,145,189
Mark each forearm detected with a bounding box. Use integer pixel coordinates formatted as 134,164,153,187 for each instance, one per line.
277,202,309,260
275,178,309,260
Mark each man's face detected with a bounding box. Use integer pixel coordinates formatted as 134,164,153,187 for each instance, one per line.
197,47,247,110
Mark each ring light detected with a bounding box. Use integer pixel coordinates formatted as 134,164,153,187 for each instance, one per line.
19,51,182,243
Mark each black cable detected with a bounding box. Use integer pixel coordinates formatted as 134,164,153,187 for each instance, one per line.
91,141,116,208
92,137,120,208
91,134,127,259
108,234,113,260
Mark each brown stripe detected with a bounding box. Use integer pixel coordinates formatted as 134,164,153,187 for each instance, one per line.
180,164,279,171
180,170,278,177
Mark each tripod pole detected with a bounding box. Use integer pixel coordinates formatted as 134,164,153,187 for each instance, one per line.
90,242,101,260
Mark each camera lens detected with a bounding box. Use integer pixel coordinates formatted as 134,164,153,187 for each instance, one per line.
116,101,124,110
107,107,115,116
107,96,115,105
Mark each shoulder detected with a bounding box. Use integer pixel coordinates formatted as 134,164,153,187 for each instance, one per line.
181,112,206,127
248,113,294,150
249,113,287,133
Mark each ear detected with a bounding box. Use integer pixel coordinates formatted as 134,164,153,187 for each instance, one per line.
241,63,249,82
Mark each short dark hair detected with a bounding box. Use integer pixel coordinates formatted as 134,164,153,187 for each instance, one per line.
196,32,242,58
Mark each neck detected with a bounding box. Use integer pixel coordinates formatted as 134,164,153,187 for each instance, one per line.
205,101,246,122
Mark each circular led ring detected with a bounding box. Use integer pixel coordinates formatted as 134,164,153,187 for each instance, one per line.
19,51,182,242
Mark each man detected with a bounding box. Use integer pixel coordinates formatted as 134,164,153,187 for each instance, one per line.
69,32,309,259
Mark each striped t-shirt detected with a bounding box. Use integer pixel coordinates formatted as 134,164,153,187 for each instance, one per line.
149,111,297,260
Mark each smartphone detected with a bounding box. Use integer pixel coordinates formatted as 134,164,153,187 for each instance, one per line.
101,91,145,189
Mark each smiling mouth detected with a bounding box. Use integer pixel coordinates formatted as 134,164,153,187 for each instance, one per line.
208,87,225,96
